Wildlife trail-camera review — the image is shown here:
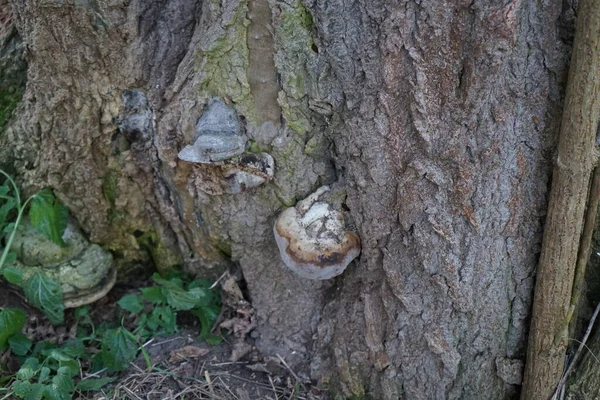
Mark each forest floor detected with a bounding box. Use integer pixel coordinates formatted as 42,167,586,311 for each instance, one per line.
0,278,328,400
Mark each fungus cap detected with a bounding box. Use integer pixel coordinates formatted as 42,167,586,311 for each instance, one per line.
273,186,361,280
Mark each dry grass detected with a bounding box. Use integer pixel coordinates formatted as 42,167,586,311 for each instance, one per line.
82,335,327,400
89,359,323,400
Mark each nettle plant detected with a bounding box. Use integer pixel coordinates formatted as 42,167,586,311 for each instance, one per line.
117,273,222,344
0,169,68,323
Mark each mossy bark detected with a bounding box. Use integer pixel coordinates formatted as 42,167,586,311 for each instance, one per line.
0,0,579,398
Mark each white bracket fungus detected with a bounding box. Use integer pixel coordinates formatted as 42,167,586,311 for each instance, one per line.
273,186,361,280
178,98,247,163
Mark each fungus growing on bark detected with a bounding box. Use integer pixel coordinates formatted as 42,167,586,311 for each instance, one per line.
221,152,274,194
190,152,275,195
178,98,247,163
273,186,361,280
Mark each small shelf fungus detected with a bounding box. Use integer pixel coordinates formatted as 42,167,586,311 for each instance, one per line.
273,186,361,280
178,98,247,163
193,152,275,195
221,152,275,194
178,98,275,195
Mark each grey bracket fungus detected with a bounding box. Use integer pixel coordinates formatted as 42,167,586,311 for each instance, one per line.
178,98,247,164
273,186,361,280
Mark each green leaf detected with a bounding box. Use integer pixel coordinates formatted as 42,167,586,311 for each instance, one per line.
100,327,138,372
0,197,16,227
38,367,51,384
22,273,64,324
0,182,10,196
145,306,177,335
73,306,89,320
58,359,79,378
3,251,17,265
0,308,26,350
60,339,86,359
12,381,44,400
204,334,223,345
45,367,74,400
2,221,16,234
32,341,55,356
73,305,93,329
75,376,115,391
141,286,165,304
187,287,215,307
3,265,23,284
29,189,69,247
152,274,202,311
187,278,213,289
45,349,72,363
192,281,220,307
118,294,144,314
192,306,219,340
9,333,32,356
16,357,40,381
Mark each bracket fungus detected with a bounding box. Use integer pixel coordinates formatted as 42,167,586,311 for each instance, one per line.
8,220,116,308
273,186,361,280
178,98,275,195
178,98,247,163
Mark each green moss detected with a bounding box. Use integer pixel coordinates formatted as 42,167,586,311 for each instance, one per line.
215,238,232,257
304,135,325,156
273,1,317,136
136,231,182,275
100,170,181,274
247,139,263,153
276,1,315,100
102,171,118,207
196,1,257,123
278,92,311,135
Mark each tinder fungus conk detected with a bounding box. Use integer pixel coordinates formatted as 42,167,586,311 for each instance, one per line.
273,186,361,280
178,98,247,163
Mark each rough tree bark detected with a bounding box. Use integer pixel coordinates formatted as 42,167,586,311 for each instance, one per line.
0,0,578,398
521,0,600,398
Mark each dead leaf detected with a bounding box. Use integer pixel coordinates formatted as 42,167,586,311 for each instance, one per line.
246,363,271,374
168,345,210,363
230,341,252,362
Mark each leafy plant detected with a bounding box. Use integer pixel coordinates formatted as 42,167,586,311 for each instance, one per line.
0,169,68,323
6,337,120,400
1,307,139,399
0,308,26,352
23,274,64,325
118,273,222,344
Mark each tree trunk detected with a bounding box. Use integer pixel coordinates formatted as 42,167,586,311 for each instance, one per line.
0,0,577,398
